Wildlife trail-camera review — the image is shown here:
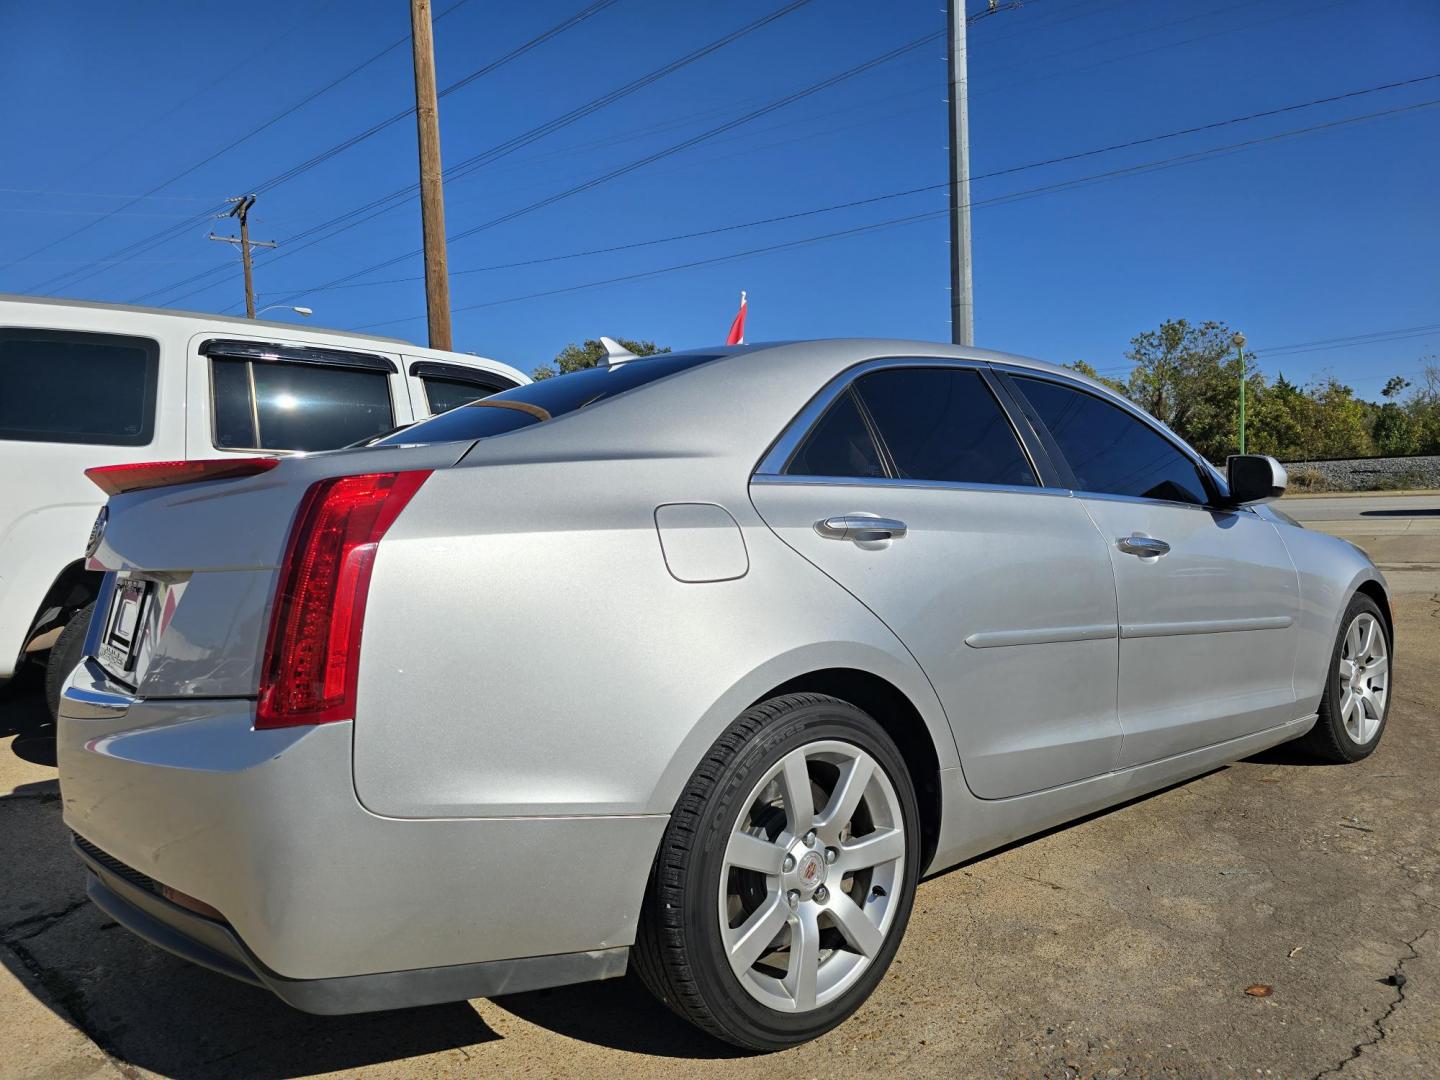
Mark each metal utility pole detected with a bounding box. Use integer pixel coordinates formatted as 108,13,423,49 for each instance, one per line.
410,0,453,350
947,0,974,347
209,195,276,319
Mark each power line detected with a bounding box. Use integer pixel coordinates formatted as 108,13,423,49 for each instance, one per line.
139,0,1319,311
262,30,954,306
133,0,819,307
214,0,1358,310
262,76,1437,300
19,0,608,298
13,0,478,292
347,97,1440,330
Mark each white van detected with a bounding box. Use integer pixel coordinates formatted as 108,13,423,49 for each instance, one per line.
0,295,528,714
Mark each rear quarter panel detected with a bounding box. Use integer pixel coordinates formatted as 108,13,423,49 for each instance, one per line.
352,455,958,819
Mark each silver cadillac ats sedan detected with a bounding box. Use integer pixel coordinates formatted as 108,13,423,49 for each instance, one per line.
60,340,1392,1049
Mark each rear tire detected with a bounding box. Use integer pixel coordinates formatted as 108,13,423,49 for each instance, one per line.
633,693,921,1050
45,601,95,722
1296,593,1390,763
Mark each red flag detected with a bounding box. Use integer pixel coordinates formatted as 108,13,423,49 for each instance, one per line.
726,290,747,345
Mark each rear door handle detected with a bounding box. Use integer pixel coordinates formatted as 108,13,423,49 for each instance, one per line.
1117,534,1170,558
816,515,908,541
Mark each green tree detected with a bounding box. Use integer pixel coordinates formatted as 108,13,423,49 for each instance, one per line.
1122,319,1248,461
1371,371,1417,455
1307,377,1375,459
1404,359,1440,453
1062,360,1129,396
1247,372,1311,461
531,338,668,381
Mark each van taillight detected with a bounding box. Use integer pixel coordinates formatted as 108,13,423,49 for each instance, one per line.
255,471,431,729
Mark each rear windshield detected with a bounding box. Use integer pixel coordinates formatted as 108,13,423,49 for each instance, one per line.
373,351,723,446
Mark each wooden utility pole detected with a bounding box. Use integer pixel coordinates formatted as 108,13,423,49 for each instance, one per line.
208,194,275,319
410,0,453,349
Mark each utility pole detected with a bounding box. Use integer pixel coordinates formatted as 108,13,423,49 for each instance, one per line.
947,0,974,347
410,0,453,350
208,194,275,319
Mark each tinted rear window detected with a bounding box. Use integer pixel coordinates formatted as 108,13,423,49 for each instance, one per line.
0,328,159,445
376,352,724,445
854,367,1036,486
785,390,885,478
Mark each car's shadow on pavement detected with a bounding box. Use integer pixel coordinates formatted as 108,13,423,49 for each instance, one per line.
0,725,741,1076
0,668,57,767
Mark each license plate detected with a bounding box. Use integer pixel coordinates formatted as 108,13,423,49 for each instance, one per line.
98,578,149,679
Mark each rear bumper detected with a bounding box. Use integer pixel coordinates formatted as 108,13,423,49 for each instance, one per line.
59,659,667,1002
76,836,628,1014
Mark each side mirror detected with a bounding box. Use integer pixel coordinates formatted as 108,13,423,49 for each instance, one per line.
1225,454,1287,505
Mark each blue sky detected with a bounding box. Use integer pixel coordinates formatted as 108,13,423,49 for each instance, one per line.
1,0,1436,394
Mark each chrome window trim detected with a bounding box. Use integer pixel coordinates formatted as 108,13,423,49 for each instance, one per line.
1076,488,1254,516
753,356,1045,486
750,473,1072,499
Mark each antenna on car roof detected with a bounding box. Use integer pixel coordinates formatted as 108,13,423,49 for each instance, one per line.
597,336,640,368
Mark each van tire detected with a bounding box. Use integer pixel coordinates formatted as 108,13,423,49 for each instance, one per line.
45,601,95,722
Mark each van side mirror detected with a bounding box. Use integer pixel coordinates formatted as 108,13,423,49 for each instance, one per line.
1225,454,1287,505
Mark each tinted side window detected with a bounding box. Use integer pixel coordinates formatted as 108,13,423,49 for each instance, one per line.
1012,376,1210,505
211,359,393,451
0,329,159,445
785,390,885,478
424,377,499,415
854,367,1036,486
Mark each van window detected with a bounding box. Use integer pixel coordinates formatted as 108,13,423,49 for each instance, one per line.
0,328,159,445
211,358,394,451
424,377,502,414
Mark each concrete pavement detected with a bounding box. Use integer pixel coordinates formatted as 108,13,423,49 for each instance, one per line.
1,529,1436,1078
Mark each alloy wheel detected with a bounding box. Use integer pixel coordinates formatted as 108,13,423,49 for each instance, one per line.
717,739,906,1013
1337,611,1388,744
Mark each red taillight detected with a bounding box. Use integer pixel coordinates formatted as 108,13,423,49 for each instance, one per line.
255,470,431,729
85,457,279,496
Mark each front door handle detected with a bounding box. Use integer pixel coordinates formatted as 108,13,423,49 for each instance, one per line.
816,515,908,542
1117,533,1171,558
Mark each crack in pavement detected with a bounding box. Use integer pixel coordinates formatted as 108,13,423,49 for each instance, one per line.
1,899,138,1078
1312,928,1434,1078
0,898,87,943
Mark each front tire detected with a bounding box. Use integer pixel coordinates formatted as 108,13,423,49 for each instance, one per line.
633,693,921,1050
1297,593,1391,763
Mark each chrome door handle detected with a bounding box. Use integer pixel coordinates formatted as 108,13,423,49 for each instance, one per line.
816,515,908,541
1117,534,1170,558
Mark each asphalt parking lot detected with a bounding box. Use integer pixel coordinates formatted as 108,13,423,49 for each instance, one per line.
2,494,1435,1079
